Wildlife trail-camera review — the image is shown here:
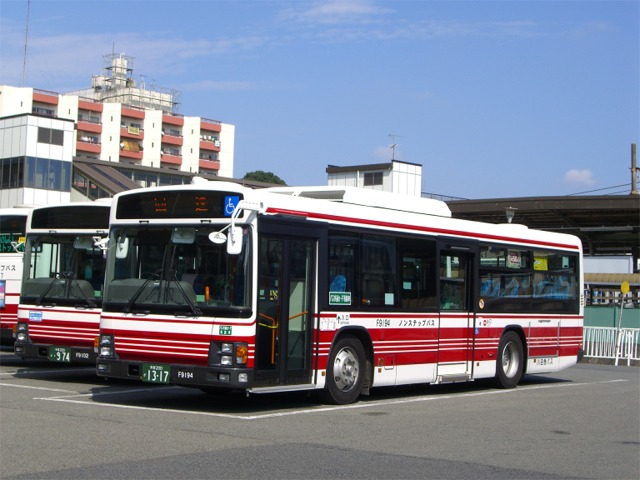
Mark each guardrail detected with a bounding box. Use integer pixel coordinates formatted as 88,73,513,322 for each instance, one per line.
583,326,640,366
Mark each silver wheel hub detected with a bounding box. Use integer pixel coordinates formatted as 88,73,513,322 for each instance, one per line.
333,347,359,391
502,341,520,378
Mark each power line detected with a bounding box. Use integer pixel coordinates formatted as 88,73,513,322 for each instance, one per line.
568,183,631,196
21,0,30,86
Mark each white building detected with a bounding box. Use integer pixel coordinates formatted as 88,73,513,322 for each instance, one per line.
0,114,74,207
326,160,423,197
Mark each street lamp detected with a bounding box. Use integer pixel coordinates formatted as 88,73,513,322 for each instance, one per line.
505,207,517,224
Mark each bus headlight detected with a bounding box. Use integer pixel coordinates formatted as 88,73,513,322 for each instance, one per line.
16,323,29,342
99,334,114,358
213,342,249,367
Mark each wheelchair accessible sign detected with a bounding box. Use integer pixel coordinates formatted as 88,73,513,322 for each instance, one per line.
224,196,240,217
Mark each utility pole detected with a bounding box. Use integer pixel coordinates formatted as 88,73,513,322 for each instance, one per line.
631,143,638,195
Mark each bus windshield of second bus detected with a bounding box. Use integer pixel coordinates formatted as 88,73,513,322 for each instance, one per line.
15,202,111,363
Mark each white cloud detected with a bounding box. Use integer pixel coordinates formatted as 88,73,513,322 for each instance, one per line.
564,169,596,186
182,80,255,92
281,0,392,25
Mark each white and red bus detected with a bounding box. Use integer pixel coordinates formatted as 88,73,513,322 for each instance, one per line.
0,208,30,343
14,201,111,364
97,183,583,404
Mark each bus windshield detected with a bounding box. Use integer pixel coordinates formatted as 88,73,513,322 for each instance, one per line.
0,214,27,253
21,234,106,307
103,225,252,316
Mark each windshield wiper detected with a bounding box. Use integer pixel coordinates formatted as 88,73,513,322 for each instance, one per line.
36,272,70,306
124,271,161,313
67,273,97,309
167,270,202,317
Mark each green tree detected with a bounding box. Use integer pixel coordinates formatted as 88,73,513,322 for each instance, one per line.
243,170,287,185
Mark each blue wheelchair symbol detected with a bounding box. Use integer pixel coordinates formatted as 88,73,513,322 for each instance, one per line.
224,196,240,217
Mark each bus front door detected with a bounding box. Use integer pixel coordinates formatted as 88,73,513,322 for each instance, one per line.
437,248,476,382
254,229,318,388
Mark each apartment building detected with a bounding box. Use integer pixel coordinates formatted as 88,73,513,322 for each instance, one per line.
0,53,235,208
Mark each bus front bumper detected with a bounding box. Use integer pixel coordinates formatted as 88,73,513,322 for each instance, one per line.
96,358,254,390
14,342,97,364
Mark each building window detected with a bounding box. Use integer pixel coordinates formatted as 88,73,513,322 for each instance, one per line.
37,127,64,146
0,157,24,189
24,157,71,192
364,171,383,186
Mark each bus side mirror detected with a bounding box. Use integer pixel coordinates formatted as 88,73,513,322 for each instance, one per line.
115,237,129,259
227,226,243,255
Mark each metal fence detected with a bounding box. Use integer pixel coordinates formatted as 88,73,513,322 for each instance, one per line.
583,326,640,366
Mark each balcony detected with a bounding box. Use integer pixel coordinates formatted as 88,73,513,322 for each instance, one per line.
162,113,184,126
120,149,143,161
78,98,103,112
120,139,143,161
121,106,145,120
120,126,144,139
199,159,220,171
199,139,220,152
78,120,102,134
33,89,59,105
161,153,182,166
201,118,222,133
162,133,183,146
76,140,101,154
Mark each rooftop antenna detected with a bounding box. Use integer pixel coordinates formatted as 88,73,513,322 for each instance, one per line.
21,0,31,86
388,133,402,161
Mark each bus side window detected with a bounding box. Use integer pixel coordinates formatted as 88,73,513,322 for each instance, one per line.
440,254,467,310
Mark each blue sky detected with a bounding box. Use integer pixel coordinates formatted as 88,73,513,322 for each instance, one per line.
1,0,638,199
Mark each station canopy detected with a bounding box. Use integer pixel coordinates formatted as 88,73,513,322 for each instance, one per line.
446,195,640,259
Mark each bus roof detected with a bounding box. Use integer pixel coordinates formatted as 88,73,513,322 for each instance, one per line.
266,186,453,218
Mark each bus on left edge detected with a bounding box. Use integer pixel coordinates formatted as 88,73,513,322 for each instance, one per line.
14,201,111,364
0,207,31,344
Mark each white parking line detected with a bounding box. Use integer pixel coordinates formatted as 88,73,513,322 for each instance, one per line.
33,379,628,420
0,367,96,377
0,382,78,393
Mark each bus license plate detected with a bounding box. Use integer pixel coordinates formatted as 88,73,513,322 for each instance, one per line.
142,363,170,384
48,346,71,363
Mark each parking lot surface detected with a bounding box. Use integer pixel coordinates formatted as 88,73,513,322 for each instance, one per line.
1,347,638,479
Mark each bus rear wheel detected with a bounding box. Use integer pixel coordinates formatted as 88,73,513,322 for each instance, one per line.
493,331,524,389
321,336,365,405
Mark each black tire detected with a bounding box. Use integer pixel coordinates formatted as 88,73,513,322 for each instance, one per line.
321,336,365,405
493,331,524,388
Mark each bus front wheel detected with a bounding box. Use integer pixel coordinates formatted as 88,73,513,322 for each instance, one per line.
493,331,524,388
322,336,365,405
